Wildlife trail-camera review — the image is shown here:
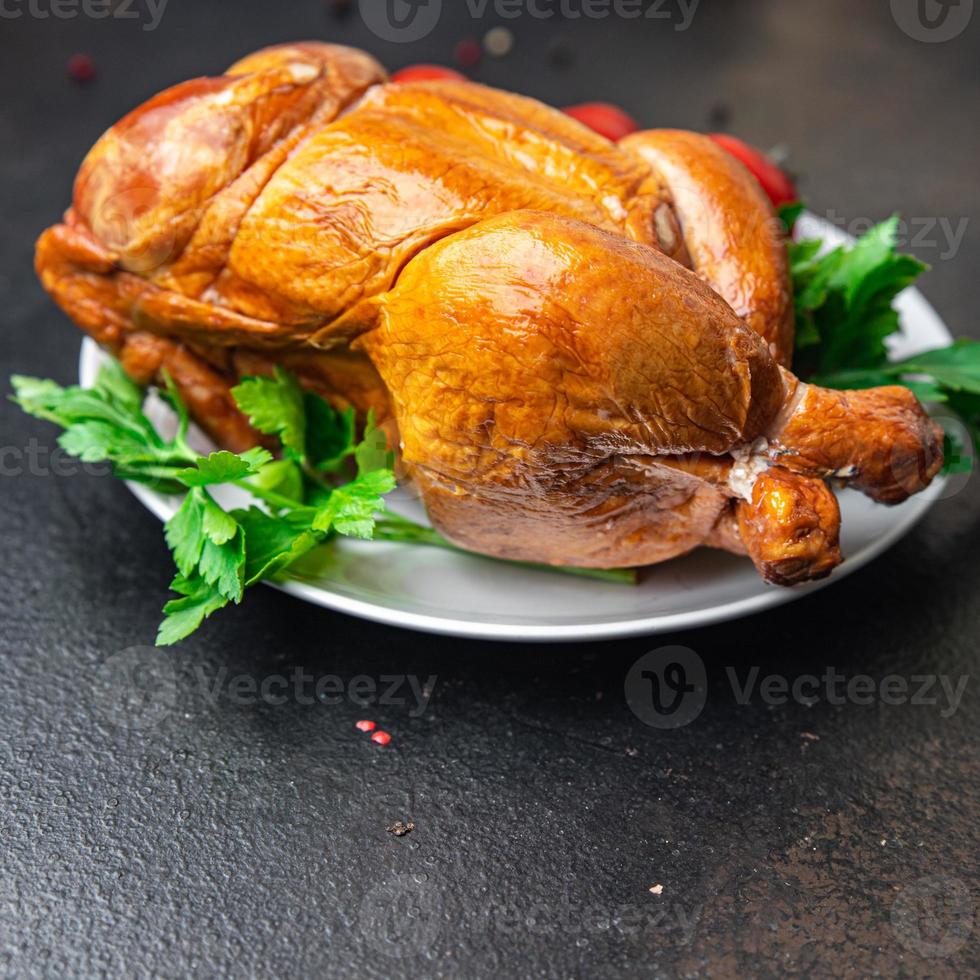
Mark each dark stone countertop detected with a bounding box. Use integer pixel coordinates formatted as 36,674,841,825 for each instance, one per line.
1,1,977,976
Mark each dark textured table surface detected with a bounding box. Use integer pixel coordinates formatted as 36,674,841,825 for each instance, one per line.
1,2,978,977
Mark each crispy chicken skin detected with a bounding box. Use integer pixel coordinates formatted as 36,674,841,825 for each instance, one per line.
621,129,794,366
35,42,943,583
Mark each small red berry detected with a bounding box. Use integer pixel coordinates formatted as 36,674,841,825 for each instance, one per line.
355,719,376,732
371,730,392,746
390,64,466,84
708,133,798,208
454,39,483,70
563,102,639,142
68,54,96,84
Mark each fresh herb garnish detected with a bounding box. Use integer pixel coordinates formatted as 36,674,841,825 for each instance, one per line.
11,360,634,644
787,213,980,451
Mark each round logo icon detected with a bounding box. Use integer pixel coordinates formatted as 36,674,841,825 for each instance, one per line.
926,412,975,502
358,873,444,959
88,645,178,732
891,874,974,957
360,0,443,43
625,646,707,729
891,0,973,42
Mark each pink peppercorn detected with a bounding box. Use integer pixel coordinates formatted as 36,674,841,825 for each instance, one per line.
454,39,482,69
68,54,96,83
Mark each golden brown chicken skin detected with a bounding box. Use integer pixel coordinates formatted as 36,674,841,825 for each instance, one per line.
34,42,943,584
622,129,794,366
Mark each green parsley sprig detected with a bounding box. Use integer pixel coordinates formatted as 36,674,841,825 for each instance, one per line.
11,360,634,644
780,205,980,455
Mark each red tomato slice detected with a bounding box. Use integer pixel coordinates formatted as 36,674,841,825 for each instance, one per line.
708,133,798,207
390,64,467,84
563,102,640,142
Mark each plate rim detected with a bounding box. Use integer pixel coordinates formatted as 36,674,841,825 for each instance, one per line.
77,213,952,641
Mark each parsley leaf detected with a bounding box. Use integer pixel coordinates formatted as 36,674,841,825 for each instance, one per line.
790,215,928,378
789,211,980,452
164,486,245,602
304,393,356,472
173,449,272,488
236,507,323,584
243,458,305,505
156,573,230,646
354,410,395,476
311,469,397,538
231,369,365,474
231,367,307,461
892,340,980,394
778,201,804,234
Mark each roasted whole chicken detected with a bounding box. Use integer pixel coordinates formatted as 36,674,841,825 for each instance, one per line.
36,42,944,585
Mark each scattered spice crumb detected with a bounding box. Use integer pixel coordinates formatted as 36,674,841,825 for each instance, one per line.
68,54,96,83
649,884,664,896
387,821,416,837
371,730,392,746
483,26,514,58
454,39,482,69
355,719,377,733
625,746,639,757
548,37,575,69
707,101,732,130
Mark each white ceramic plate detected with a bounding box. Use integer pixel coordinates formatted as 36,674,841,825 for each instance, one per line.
79,214,951,641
